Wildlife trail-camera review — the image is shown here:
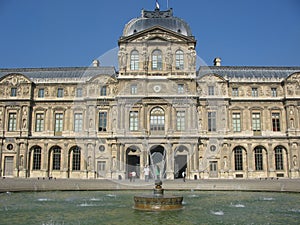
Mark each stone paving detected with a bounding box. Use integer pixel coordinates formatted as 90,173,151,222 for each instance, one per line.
1,177,300,193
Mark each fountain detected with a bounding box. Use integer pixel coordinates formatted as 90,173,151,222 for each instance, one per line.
134,180,183,211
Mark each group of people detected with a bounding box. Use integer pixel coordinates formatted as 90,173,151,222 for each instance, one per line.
129,165,187,182
129,165,150,182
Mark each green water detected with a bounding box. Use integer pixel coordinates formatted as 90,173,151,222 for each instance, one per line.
0,191,300,225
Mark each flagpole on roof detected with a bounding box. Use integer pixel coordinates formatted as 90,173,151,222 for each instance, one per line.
155,0,160,10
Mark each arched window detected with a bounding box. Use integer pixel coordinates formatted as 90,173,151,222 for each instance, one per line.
234,146,243,171
52,146,61,170
130,50,139,70
150,107,165,131
32,146,42,170
275,146,284,170
152,50,162,70
175,50,184,70
254,146,263,171
72,146,81,171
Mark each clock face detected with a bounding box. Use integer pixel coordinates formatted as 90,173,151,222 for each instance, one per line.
153,85,161,93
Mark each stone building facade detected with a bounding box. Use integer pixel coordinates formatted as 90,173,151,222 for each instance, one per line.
0,8,300,180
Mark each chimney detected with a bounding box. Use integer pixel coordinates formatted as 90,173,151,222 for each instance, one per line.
214,57,221,66
92,59,100,67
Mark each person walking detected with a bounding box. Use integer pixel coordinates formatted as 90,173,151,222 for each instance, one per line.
131,171,136,182
144,165,150,182
182,171,186,182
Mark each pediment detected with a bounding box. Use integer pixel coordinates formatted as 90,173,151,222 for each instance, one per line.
198,73,226,83
0,73,32,85
286,72,300,87
119,26,195,44
88,75,117,85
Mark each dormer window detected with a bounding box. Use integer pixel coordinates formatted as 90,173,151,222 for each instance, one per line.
152,50,162,71
100,86,107,96
10,87,17,97
208,86,215,96
175,50,184,70
130,50,139,71
57,88,64,98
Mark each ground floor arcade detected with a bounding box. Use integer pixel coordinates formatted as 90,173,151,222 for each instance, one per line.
1,138,299,179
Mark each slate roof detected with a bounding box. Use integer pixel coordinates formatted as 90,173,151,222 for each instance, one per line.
198,66,300,79
0,67,117,80
123,9,193,37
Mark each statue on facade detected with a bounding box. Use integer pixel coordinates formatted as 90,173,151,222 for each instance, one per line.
118,48,127,70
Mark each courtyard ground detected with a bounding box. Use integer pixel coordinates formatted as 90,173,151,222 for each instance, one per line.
1,177,300,193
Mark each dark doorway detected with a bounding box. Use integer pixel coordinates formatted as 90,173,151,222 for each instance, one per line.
126,147,140,179
149,145,166,179
209,161,218,178
174,155,187,179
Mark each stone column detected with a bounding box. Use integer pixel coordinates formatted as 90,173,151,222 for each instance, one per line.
120,144,125,171
193,144,199,171
43,143,48,177
268,143,275,177
247,143,253,174
22,142,28,178
62,143,69,178
16,142,22,177
165,143,173,179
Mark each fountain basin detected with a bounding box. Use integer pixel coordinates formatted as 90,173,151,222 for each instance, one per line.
134,195,183,211
134,180,183,211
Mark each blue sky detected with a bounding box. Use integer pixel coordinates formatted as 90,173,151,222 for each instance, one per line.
0,0,299,69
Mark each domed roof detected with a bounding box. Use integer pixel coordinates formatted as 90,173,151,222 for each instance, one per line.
122,9,193,37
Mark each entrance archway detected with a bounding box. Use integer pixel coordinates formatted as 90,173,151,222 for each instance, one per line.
174,146,188,179
149,145,166,179
126,146,140,179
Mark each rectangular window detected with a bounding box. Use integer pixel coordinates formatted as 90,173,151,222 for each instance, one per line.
208,112,216,132
234,149,243,171
52,149,61,170
35,113,44,132
177,84,184,94
57,88,64,98
272,113,280,132
76,88,83,97
38,88,44,98
74,113,83,132
131,84,137,95
8,113,17,131
252,113,261,131
129,111,138,131
252,88,258,97
275,148,284,170
271,88,277,97
255,149,263,171
55,113,63,133
175,51,184,70
99,112,107,132
130,51,139,70
33,149,41,170
232,88,239,97
11,88,17,97
208,86,215,96
176,111,185,131
100,86,107,96
232,113,241,132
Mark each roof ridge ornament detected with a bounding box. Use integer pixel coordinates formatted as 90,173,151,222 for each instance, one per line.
142,8,173,18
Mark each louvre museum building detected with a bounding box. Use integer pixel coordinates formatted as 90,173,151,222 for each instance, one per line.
1,8,300,180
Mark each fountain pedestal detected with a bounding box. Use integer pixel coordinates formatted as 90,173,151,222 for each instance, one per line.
134,180,183,211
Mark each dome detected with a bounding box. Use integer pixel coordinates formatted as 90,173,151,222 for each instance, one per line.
122,9,193,37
